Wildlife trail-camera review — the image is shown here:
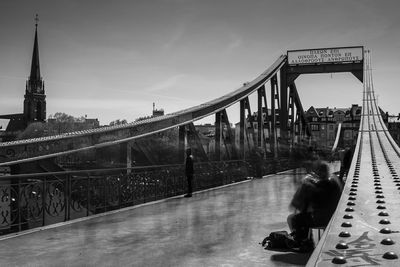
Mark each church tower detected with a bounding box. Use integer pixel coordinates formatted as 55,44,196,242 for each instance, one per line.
23,14,46,123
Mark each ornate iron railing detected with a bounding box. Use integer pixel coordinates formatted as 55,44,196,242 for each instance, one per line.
0,158,295,235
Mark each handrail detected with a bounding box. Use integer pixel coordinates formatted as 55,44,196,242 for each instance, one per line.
0,55,287,166
0,159,249,180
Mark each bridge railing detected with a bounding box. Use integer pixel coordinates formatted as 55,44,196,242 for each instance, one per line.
0,158,297,236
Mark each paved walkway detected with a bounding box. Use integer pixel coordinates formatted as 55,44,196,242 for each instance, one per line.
0,169,321,267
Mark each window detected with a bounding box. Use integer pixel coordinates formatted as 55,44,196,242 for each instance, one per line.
329,125,334,130
312,117,318,122
311,124,319,131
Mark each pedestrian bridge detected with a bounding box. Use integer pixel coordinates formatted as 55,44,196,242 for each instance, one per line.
1,47,400,266
0,169,327,267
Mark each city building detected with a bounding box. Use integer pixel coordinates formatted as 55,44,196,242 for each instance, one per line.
387,114,400,146
152,103,164,117
305,104,362,149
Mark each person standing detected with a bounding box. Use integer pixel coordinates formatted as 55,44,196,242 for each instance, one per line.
184,148,194,197
339,146,353,184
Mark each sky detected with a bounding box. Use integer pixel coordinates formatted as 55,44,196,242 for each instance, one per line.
1,0,400,126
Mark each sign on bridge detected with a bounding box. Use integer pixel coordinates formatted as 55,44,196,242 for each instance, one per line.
288,46,363,65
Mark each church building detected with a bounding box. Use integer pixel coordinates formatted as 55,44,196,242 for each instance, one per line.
0,16,46,141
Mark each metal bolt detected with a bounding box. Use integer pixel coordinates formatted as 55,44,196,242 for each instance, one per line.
335,242,349,249
339,231,351,238
383,252,398,259
380,228,392,234
343,214,353,219
332,256,347,264
341,222,352,227
381,238,395,245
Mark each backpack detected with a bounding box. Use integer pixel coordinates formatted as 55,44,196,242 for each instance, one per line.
261,231,291,249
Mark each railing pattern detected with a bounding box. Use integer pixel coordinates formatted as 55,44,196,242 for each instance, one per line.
0,159,295,236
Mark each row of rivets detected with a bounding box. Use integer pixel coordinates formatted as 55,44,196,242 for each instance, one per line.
370,125,398,260
331,127,364,263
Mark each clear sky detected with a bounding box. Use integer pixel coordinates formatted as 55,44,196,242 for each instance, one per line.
1,0,400,125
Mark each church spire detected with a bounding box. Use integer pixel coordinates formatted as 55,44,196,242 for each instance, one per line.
24,14,46,123
30,14,41,81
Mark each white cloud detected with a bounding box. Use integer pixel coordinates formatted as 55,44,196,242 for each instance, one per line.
225,33,243,53
145,74,187,92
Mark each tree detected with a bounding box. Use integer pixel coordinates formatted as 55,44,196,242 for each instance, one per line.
48,112,76,123
17,122,48,140
109,119,128,126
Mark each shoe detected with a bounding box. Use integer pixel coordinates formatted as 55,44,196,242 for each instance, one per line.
285,235,300,249
298,238,315,253
184,194,192,197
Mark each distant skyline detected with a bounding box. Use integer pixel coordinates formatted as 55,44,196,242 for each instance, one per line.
1,0,400,125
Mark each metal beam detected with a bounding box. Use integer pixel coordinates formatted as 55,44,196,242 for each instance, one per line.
280,63,289,151
178,125,186,163
286,62,363,76
257,86,264,148
290,82,311,137
243,97,256,150
187,123,208,162
239,100,245,159
220,109,238,160
270,75,277,158
215,112,222,161
289,87,295,147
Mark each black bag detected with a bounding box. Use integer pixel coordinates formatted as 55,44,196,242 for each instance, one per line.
261,230,291,249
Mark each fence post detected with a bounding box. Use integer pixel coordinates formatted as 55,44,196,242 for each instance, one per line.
17,178,21,232
42,177,46,227
64,174,68,222
87,173,90,217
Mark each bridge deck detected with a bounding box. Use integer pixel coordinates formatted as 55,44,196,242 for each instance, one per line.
0,169,333,267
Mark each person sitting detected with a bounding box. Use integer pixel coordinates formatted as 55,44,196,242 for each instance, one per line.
286,161,342,251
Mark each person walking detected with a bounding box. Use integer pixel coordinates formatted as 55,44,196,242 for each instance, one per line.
184,148,194,197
